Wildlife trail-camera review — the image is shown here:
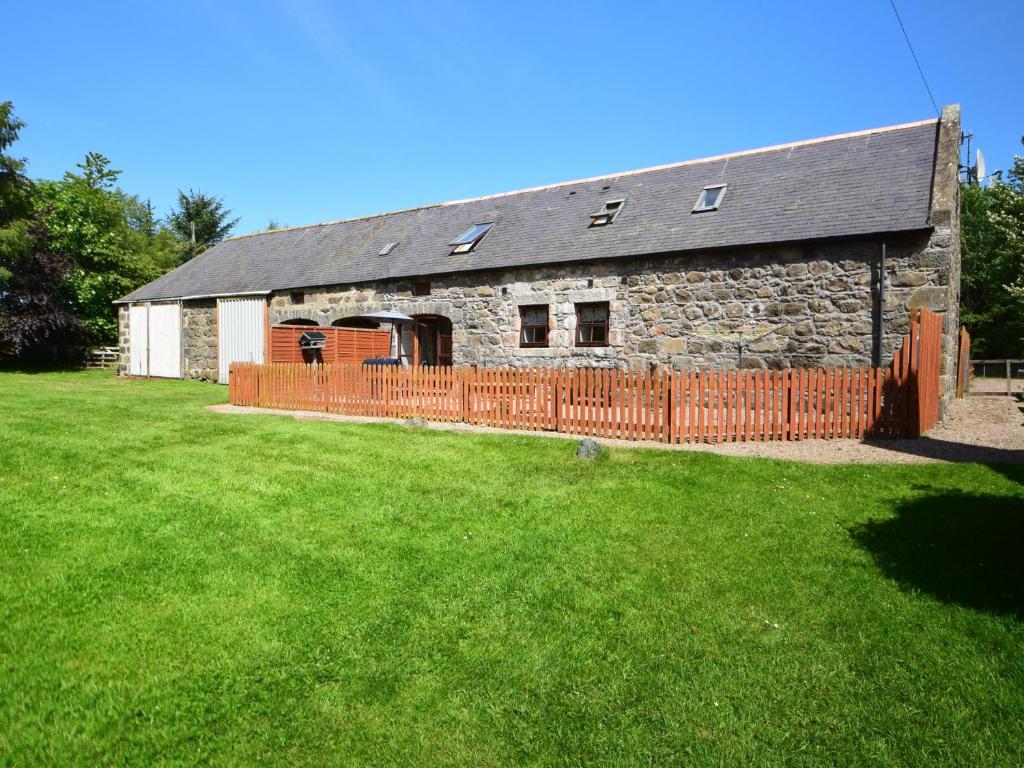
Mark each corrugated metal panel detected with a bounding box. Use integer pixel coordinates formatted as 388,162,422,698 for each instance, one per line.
148,303,182,378
218,297,266,384
129,304,149,375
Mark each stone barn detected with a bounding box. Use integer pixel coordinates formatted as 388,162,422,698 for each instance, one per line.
117,105,962,411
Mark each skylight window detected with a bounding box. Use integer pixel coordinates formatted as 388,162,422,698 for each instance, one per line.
449,222,494,254
693,184,727,212
379,241,399,256
589,199,624,227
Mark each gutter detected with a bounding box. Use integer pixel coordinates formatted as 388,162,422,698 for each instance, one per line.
113,290,271,305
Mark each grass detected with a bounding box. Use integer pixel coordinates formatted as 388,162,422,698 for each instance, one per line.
1,370,1022,767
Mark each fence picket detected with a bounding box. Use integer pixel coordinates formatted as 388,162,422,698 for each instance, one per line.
227,310,944,445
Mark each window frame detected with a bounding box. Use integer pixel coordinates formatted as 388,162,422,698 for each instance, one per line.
379,241,399,256
574,301,610,347
692,184,727,213
589,199,625,227
290,291,305,305
449,222,495,254
413,280,431,297
518,304,549,348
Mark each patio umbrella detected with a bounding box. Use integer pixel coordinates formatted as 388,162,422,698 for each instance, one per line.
357,311,417,363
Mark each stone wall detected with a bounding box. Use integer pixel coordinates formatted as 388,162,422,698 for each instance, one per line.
117,305,130,375
927,104,962,417
182,300,217,381
270,231,953,375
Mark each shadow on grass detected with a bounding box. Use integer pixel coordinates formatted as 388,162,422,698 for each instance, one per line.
853,489,1024,620
859,437,1024,466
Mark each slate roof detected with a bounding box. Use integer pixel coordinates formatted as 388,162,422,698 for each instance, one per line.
119,118,940,303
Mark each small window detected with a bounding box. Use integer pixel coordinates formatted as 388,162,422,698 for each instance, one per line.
693,184,726,212
449,222,494,254
413,281,431,296
519,305,549,348
290,291,305,305
589,199,624,227
379,241,398,256
575,302,609,347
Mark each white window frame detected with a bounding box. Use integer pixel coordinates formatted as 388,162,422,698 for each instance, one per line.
693,184,727,212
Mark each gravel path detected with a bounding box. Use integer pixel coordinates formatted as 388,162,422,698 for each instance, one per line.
209,393,1024,465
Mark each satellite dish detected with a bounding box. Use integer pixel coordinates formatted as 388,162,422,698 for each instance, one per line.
976,149,986,183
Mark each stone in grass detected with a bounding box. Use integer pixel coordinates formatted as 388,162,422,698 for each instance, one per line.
576,438,604,460
404,417,428,429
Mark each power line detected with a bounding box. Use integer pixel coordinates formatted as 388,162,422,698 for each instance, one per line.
888,0,940,116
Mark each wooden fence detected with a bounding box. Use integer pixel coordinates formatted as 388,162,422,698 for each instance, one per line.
268,325,391,365
230,309,944,443
956,326,971,398
84,346,119,369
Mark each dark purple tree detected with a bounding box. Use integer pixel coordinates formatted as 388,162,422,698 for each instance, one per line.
0,218,92,364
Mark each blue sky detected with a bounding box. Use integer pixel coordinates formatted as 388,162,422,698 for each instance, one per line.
4,1,1021,235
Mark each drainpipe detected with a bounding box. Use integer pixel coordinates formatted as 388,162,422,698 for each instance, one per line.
875,241,886,367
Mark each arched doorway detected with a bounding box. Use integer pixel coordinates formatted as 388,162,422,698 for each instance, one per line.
331,316,380,329
278,318,319,326
412,315,452,366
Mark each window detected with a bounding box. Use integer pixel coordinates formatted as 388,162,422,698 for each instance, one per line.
575,302,609,346
519,305,548,348
449,222,494,254
290,291,305,305
413,281,431,296
693,184,727,212
379,241,398,256
589,199,624,227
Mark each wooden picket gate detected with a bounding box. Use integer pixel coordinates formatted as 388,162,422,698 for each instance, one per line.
230,309,944,443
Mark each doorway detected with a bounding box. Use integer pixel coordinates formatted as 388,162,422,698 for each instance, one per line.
414,315,453,366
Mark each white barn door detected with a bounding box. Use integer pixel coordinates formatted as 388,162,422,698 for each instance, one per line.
128,304,149,376
148,303,181,378
218,297,266,384
128,302,181,378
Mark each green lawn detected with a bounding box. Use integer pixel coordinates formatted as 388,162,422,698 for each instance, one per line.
1,370,1022,767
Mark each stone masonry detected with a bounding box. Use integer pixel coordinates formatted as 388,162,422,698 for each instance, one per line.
182,301,217,381
270,230,953,372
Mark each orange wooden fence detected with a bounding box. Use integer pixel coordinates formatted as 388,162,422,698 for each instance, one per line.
268,325,391,365
231,309,944,442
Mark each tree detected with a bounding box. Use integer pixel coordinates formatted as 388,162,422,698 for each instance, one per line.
0,218,91,363
960,138,1024,358
166,189,239,259
1,103,91,361
0,101,32,227
34,155,163,342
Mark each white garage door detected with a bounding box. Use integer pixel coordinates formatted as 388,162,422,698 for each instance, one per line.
218,297,266,384
128,302,182,378
148,303,181,378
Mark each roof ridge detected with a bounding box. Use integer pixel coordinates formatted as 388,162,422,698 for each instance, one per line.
225,116,938,243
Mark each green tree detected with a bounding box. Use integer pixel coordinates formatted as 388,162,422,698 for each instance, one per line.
960,139,1024,358
0,101,32,227
35,154,181,343
167,189,239,259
